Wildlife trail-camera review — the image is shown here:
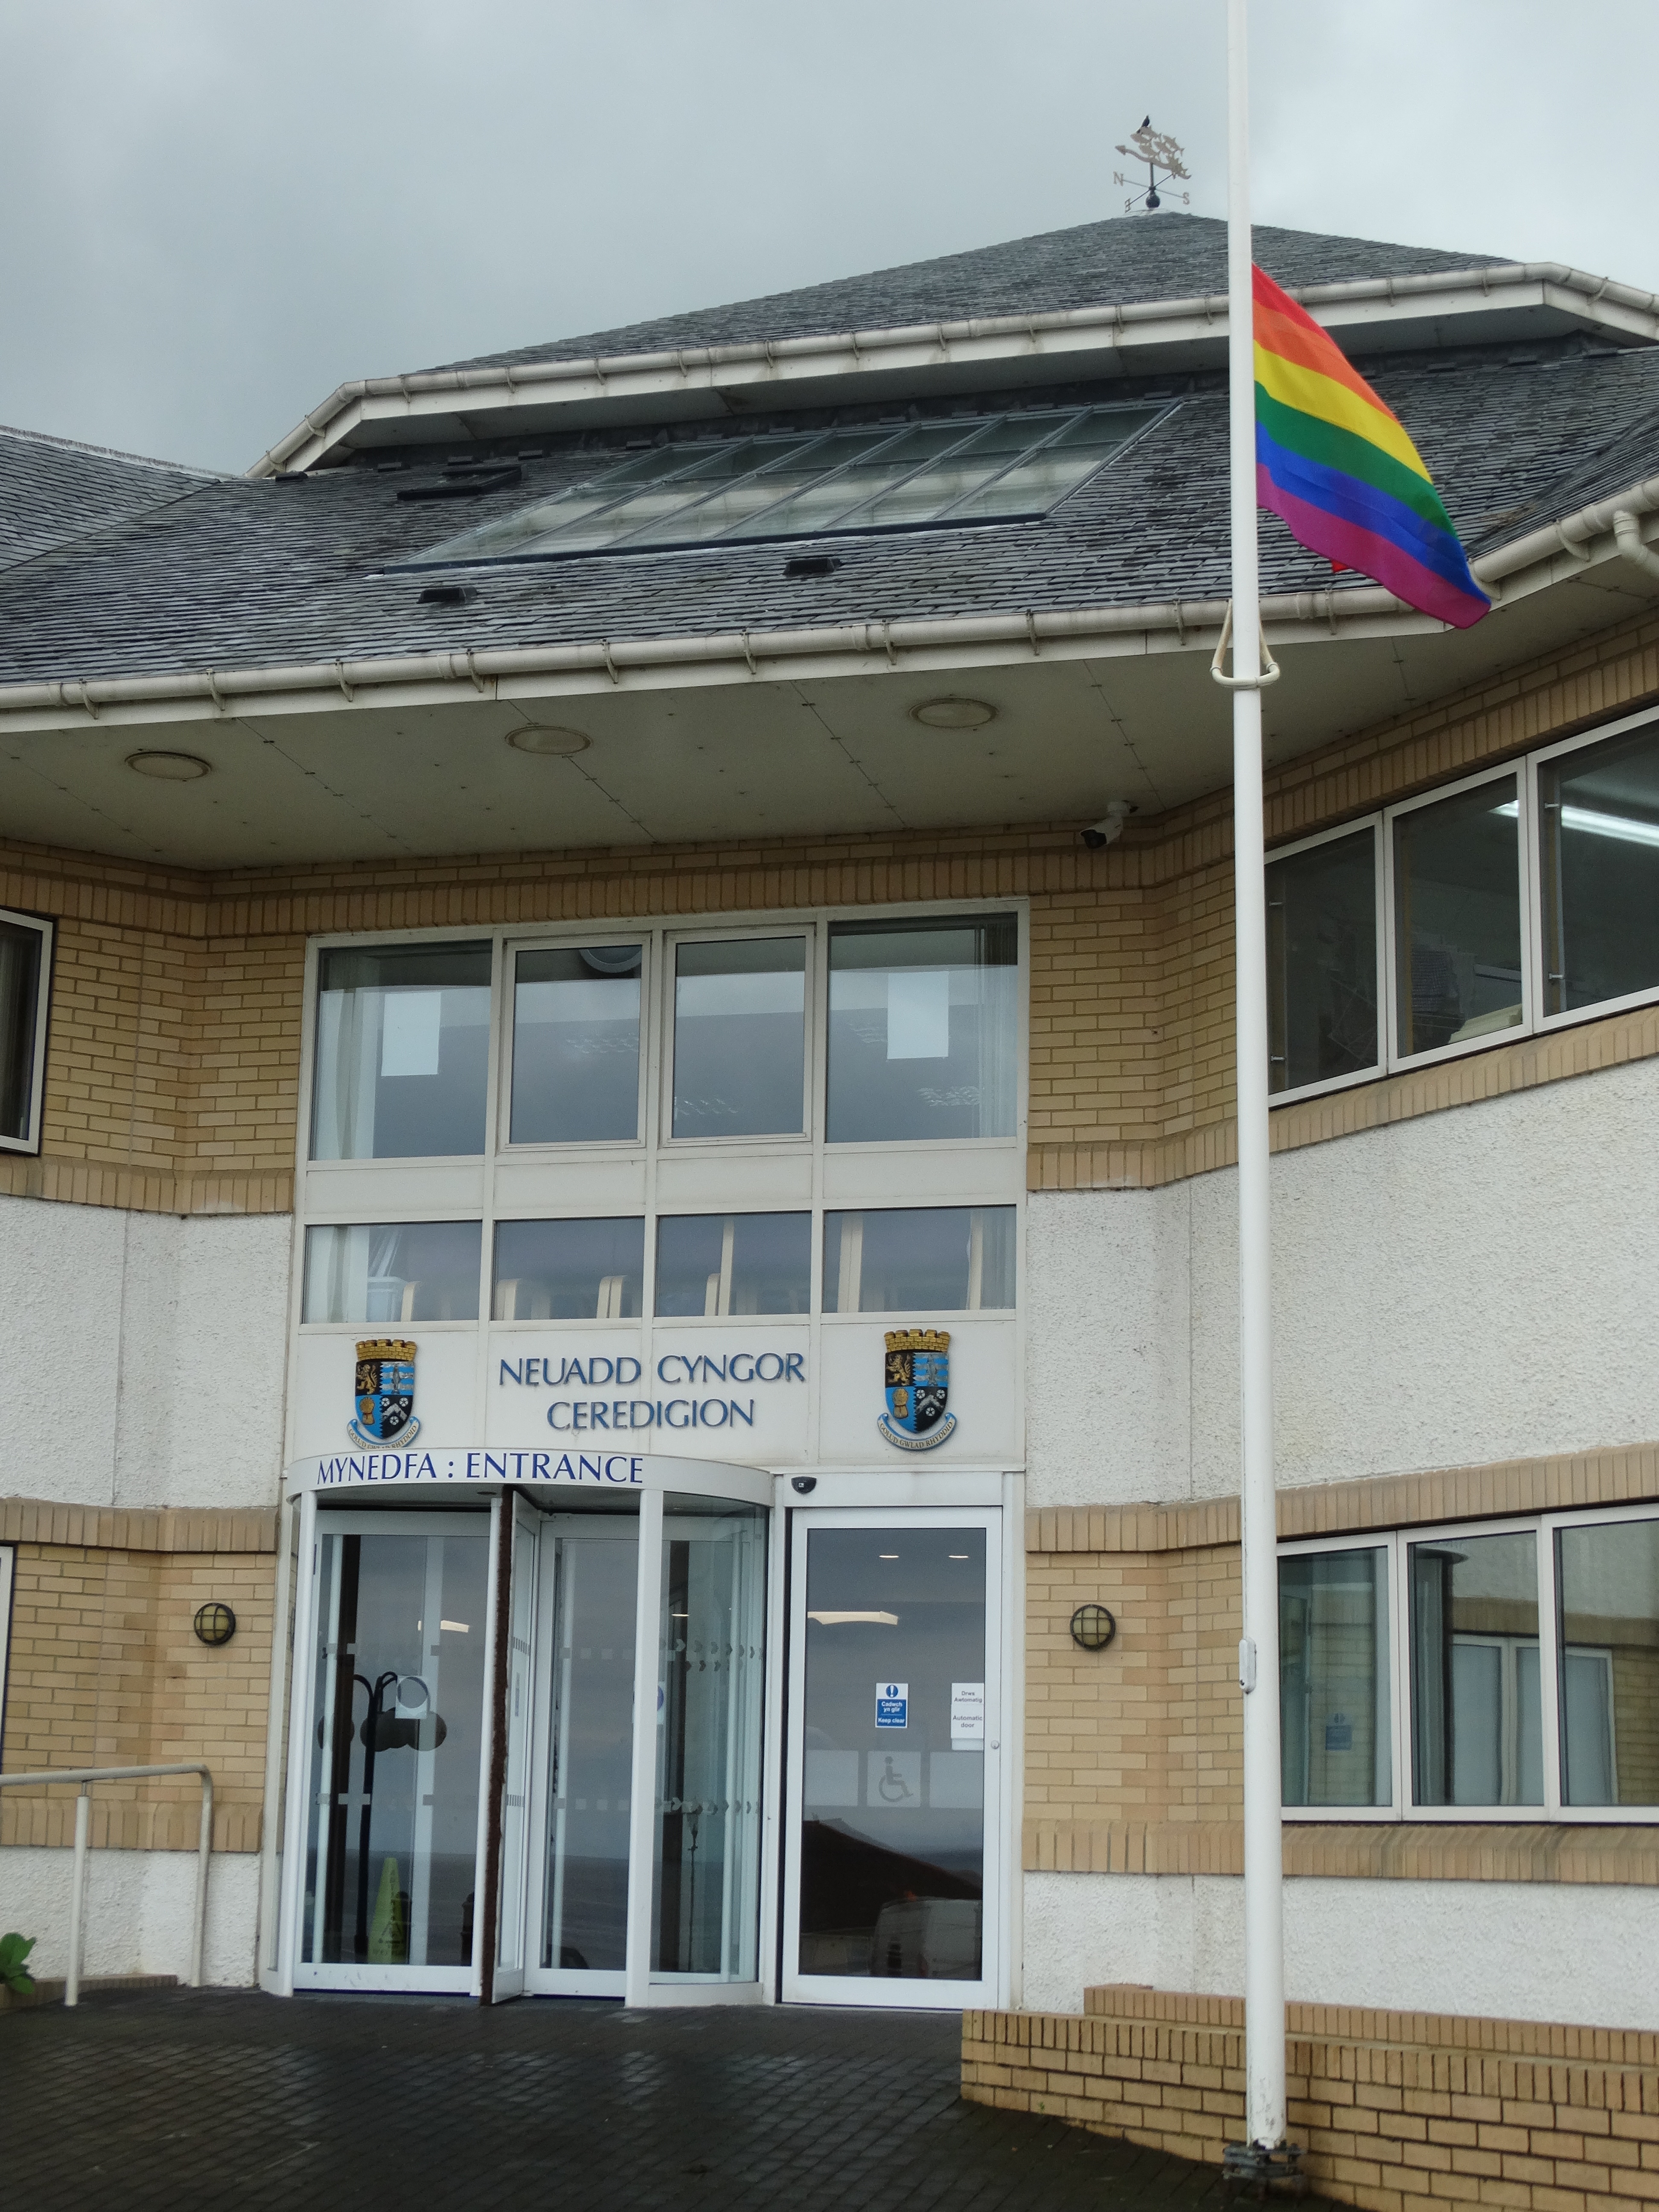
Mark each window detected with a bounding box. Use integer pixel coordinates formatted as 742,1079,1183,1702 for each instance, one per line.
407,406,1161,568
655,1214,811,1317
1266,705,1659,1103
1538,718,1659,1018
1279,1545,1391,1807
671,938,806,1140
826,916,1017,1142
1281,1507,1659,1820
493,1217,645,1321
0,1543,12,1746
1393,775,1523,1059
510,943,642,1144
823,1207,1016,1313
0,909,51,1155
312,942,492,1160
1408,1529,1541,1807
1266,830,1380,1097
303,1222,483,1324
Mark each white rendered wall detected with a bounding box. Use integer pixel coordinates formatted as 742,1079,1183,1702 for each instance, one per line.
1026,1057,1659,1506
0,1195,291,1511
1022,1869,1659,2032
0,1845,260,1987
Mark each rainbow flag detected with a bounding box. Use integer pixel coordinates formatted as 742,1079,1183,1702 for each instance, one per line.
1253,266,1490,629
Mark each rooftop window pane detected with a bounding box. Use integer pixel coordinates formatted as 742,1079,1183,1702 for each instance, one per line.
408,405,1159,566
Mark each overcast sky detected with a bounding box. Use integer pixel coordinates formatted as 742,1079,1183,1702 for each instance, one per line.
1,0,1653,474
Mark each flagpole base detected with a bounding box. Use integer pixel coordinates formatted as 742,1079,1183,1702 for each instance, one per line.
1222,2141,1307,2200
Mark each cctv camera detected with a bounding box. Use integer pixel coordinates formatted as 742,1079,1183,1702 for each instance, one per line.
1081,801,1137,850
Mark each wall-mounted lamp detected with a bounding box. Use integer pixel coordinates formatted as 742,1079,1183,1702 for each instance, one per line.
193,1602,237,1647
1069,1602,1117,1652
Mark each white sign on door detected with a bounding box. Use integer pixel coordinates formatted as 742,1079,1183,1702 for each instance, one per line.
950,1681,985,1750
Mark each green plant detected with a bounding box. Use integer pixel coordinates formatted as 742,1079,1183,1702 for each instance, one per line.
0,1933,36,1996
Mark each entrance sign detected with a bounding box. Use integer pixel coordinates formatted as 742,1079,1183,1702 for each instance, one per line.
875,1682,909,1729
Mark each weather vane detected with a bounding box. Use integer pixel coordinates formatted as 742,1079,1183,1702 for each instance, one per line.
1114,118,1192,215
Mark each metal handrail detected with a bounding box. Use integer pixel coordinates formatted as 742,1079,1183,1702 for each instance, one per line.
0,1762,213,2005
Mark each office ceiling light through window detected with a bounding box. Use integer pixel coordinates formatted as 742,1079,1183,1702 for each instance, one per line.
408,405,1163,567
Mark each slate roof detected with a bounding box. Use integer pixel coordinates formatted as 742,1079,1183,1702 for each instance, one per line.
0,332,1655,691
435,215,1509,373
0,423,220,574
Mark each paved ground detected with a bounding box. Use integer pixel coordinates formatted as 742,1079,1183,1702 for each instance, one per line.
0,1986,1311,2211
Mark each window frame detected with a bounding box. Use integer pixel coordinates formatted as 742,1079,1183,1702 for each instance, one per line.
1528,701,1659,1034
1263,816,1387,1109
1280,1502,1659,1825
662,923,816,1152
1266,703,1659,1108
0,906,53,1157
501,934,652,1155
1383,762,1533,1078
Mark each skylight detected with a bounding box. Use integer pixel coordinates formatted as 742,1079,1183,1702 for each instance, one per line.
407,404,1162,565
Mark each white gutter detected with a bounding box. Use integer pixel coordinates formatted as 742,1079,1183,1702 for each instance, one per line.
0,479,1653,734
248,260,1659,480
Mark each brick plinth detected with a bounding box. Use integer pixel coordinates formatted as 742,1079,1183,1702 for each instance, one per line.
963,1985,1659,2212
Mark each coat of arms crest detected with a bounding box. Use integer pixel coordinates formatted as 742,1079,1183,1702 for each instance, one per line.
878,1328,956,1452
350,1338,419,1446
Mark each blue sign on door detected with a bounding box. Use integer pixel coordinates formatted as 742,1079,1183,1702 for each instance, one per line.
875,1681,909,1729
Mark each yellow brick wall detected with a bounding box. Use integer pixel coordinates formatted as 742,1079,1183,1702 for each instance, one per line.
1,1540,274,1853
1,600,1656,1214
965,1989,1659,2212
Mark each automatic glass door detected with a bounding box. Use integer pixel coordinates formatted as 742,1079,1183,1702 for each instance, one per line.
782,1507,1001,2008
524,1514,639,1995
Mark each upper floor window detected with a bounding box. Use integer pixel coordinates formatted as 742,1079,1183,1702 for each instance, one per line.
826,916,1017,1142
303,1220,483,1323
312,942,492,1160
307,907,1023,1161
672,938,806,1139
0,909,51,1156
510,943,642,1144
1266,706,1659,1104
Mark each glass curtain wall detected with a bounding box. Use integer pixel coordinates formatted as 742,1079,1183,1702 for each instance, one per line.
302,1521,489,1972
651,1497,767,1981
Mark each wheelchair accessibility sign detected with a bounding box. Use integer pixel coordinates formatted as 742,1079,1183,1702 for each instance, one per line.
875,1682,909,1729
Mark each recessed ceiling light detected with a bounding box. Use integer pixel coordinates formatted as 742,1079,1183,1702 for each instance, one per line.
911,697,995,730
127,751,211,780
507,725,590,755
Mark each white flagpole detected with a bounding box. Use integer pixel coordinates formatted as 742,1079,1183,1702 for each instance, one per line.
1224,0,1287,2157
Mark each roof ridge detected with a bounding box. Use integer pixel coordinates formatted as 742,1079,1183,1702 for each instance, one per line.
0,419,224,479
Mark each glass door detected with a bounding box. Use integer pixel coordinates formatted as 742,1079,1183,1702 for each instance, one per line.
297,1510,490,1991
524,1513,640,1995
782,1508,1001,2008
